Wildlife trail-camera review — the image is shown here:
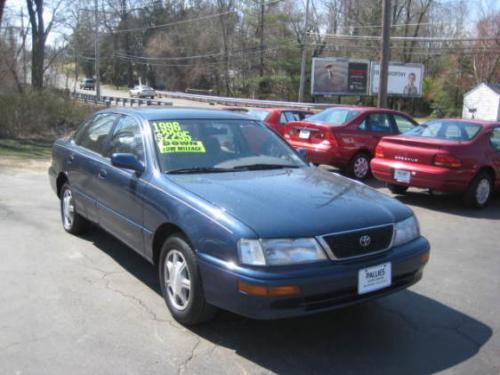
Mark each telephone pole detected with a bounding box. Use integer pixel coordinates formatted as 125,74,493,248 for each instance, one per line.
94,0,101,101
298,0,310,102
377,0,391,108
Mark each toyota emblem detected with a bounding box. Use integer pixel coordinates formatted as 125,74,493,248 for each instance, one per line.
359,235,371,247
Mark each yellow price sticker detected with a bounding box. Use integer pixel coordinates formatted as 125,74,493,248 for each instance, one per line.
152,121,206,153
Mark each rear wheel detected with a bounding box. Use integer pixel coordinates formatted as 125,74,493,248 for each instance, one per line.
348,153,371,180
464,171,493,209
387,183,408,195
60,183,90,235
159,235,216,325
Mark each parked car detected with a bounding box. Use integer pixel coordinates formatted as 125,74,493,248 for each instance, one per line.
220,107,249,113
79,78,95,90
49,108,430,325
129,85,156,98
246,108,313,136
371,119,500,208
284,107,418,179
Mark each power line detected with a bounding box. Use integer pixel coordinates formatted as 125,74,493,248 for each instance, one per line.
110,11,236,34
308,32,500,43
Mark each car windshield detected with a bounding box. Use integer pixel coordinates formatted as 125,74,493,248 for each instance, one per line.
404,120,482,141
246,109,271,121
150,119,306,173
307,108,360,125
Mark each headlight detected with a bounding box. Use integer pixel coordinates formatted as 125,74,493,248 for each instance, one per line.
238,238,327,266
393,215,420,247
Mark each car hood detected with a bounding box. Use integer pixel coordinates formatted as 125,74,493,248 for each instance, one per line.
167,167,413,238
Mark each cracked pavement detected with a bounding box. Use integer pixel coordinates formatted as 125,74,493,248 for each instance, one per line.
0,171,499,375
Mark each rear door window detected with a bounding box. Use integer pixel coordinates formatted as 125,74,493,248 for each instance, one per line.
359,113,394,133
490,128,500,151
392,114,417,133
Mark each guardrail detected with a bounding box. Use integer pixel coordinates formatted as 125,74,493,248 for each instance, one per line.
72,92,173,107
160,91,335,110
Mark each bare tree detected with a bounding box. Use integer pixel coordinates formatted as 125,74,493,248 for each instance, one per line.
0,0,6,26
26,0,64,90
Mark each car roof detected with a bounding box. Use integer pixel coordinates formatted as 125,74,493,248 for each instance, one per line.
422,118,500,127
98,107,250,121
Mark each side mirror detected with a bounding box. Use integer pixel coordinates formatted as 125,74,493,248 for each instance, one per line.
297,148,309,160
111,153,145,174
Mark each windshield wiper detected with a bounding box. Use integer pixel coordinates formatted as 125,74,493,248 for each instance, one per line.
166,167,232,174
231,163,299,171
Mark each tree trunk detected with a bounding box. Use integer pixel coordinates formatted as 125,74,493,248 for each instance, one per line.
31,29,46,90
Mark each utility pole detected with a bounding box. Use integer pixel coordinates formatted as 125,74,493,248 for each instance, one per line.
94,0,101,101
298,0,310,102
377,0,391,108
259,0,265,77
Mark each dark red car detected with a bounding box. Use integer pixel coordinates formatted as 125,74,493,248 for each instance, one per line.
246,108,313,136
371,119,500,208
284,107,418,179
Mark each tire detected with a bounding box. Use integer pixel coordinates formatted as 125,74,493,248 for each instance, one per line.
463,171,493,209
60,183,90,235
387,183,408,195
348,153,371,180
159,234,216,325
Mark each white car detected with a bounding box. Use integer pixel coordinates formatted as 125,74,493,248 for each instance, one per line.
129,85,156,99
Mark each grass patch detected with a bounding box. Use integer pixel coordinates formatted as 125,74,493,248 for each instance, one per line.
0,138,53,160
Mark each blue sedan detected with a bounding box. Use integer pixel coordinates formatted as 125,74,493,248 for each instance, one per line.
49,108,430,325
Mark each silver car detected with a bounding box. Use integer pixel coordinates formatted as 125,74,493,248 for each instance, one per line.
129,85,156,99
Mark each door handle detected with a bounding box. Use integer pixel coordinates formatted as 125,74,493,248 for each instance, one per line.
97,169,108,179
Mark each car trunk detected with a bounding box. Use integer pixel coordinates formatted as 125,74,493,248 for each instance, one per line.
377,136,463,166
285,121,338,145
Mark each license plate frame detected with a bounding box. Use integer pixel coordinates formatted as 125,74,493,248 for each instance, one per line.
299,129,311,139
394,169,411,183
358,262,392,295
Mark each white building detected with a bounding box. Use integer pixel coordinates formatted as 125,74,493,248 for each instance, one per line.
462,83,500,121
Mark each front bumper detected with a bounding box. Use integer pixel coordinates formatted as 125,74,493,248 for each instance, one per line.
371,158,470,192
198,236,430,320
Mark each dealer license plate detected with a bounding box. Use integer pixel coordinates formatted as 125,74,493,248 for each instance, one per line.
358,262,392,295
394,169,411,183
299,129,310,139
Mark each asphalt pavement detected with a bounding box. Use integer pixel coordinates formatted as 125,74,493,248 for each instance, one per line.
0,169,499,375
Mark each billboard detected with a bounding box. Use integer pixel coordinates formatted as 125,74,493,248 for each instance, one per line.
311,57,370,96
370,62,424,97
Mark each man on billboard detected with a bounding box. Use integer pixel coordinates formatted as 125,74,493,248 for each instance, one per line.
403,72,418,96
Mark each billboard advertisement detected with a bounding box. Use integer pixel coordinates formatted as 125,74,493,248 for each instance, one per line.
311,57,370,96
370,62,424,97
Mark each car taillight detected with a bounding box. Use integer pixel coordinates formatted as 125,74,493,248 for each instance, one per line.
433,153,462,168
375,145,384,158
326,132,338,147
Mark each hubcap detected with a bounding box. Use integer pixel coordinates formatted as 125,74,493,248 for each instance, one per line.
62,189,75,230
353,156,369,178
476,178,491,205
164,250,191,311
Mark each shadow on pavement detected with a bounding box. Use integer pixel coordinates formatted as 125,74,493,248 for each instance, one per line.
363,178,500,220
82,227,492,375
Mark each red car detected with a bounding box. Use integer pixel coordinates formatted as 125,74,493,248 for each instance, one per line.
284,107,418,179
246,108,313,136
371,119,500,208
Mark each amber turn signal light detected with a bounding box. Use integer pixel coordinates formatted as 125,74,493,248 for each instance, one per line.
421,251,431,264
238,281,300,296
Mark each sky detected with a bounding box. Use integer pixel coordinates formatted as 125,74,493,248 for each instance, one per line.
3,0,500,47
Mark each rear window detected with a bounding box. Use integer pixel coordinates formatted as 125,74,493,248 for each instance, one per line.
307,108,359,125
404,120,482,141
246,109,271,121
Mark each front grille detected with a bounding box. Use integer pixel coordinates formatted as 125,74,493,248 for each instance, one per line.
321,224,393,259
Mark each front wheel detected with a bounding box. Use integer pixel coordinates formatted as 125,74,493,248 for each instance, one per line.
159,235,216,325
463,172,493,209
348,153,371,180
60,183,90,234
387,183,408,195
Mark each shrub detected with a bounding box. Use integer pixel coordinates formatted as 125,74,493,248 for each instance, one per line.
0,89,100,138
